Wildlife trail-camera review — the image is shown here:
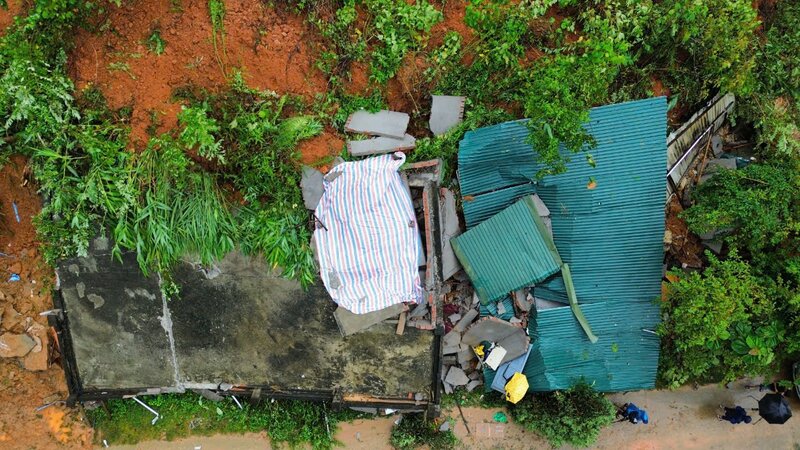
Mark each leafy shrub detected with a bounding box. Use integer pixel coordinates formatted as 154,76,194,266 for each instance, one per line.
389,413,457,450
309,0,441,84
31,121,133,262
510,382,615,448
681,163,800,276
178,103,225,164
658,252,781,388
738,2,800,157
238,201,316,287
365,0,442,83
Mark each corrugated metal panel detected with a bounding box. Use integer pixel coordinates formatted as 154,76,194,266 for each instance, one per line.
457,97,667,391
462,182,536,229
523,302,661,392
452,196,562,304
480,295,515,321
458,120,536,197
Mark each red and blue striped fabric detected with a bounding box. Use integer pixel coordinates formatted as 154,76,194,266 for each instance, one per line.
314,153,424,314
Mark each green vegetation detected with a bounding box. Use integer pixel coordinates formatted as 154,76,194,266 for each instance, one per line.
509,382,616,448
658,162,800,388
0,3,320,286
146,28,166,55
389,413,457,450
658,252,782,388
208,0,227,73
87,393,364,449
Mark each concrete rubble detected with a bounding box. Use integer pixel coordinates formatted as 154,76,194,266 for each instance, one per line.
445,366,469,386
0,333,35,358
347,134,416,156
301,165,324,210
429,95,466,136
345,110,410,139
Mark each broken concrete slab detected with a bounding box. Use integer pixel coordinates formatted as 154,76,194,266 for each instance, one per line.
461,317,521,347
350,406,379,415
466,379,483,392
1,305,23,332
457,348,474,368
462,317,528,364
531,194,550,217
345,110,409,139
448,313,462,324
443,331,461,348
443,380,454,394
703,239,724,254
347,134,416,156
23,329,48,371
445,366,469,386
301,166,324,210
334,303,405,337
496,331,529,365
453,309,479,333
429,95,466,136
0,333,35,358
439,188,463,281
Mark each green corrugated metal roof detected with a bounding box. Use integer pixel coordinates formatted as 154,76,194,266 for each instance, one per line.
462,183,536,229
458,120,537,198
452,196,562,304
457,97,667,392
479,295,515,321
523,302,660,391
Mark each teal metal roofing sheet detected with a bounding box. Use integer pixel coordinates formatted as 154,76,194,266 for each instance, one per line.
452,196,562,304
523,301,661,392
457,97,668,391
462,182,536,229
458,120,536,197
480,295,515,321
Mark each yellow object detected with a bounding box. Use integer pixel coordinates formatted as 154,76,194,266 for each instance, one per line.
504,372,529,404
474,345,485,357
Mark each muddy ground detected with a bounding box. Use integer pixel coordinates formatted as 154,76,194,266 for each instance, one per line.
0,157,93,449
106,384,799,449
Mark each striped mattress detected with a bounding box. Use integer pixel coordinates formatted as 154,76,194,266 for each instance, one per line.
314,152,424,314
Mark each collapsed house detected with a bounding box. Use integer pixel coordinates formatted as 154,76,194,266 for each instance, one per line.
50,94,699,416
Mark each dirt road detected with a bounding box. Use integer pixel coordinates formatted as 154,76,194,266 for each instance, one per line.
107,383,799,450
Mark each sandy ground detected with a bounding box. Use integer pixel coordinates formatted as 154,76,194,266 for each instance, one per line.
106,383,799,450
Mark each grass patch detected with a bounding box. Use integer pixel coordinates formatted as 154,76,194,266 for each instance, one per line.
88,393,365,449
389,413,457,450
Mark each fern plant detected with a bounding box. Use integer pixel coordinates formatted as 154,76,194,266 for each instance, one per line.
178,103,226,164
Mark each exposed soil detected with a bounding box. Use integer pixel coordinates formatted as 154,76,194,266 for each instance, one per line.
665,196,704,268
0,0,21,35
0,156,92,450
297,128,344,167
69,0,327,147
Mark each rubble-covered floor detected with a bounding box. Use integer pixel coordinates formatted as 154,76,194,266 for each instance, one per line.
57,238,435,400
